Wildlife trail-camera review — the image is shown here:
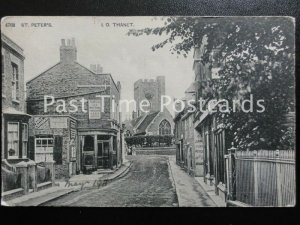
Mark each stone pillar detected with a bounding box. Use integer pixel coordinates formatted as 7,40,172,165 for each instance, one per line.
110,136,114,169
15,161,28,194
94,135,97,169
225,147,236,201
27,160,37,192
44,160,55,186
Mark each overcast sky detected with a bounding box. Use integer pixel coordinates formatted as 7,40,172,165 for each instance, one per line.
2,16,194,119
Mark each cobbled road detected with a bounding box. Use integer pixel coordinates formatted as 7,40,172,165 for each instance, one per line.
44,156,178,207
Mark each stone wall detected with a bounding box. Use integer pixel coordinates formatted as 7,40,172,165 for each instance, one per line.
134,146,176,156
134,76,165,116
146,110,174,135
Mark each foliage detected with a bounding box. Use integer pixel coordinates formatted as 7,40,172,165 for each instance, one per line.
128,17,295,150
125,135,174,148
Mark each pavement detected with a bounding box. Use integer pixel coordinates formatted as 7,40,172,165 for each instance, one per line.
4,186,76,206
167,156,217,207
3,161,132,206
3,156,222,207
194,177,226,207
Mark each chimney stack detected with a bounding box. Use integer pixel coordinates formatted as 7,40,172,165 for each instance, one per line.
117,81,121,92
90,64,103,74
132,111,137,120
60,38,77,64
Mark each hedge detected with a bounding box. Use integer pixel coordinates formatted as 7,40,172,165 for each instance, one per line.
125,135,174,148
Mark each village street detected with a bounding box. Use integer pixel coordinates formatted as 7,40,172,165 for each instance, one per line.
43,155,215,207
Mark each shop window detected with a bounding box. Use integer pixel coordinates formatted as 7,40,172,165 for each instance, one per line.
35,137,54,163
21,123,28,158
11,63,19,101
7,122,19,159
159,119,171,135
84,135,94,151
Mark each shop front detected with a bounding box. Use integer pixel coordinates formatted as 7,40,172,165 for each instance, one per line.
79,130,119,173
28,115,79,179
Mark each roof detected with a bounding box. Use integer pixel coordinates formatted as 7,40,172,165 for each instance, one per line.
26,57,120,93
135,111,160,134
185,82,196,93
2,107,31,117
1,33,25,59
131,115,144,127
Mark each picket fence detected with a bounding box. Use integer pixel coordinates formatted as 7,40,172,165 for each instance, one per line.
233,150,295,206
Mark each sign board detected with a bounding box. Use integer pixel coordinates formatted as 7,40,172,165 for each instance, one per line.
34,117,50,129
35,129,54,135
70,120,77,139
50,117,68,129
194,129,204,164
88,100,101,119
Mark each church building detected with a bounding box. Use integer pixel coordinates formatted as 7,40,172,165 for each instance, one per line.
124,76,174,137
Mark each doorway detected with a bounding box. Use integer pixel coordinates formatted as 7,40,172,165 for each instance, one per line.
97,141,110,169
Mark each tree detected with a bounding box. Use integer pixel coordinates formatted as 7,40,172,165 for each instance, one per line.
128,17,295,150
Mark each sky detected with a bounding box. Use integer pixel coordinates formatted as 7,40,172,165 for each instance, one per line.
2,16,194,120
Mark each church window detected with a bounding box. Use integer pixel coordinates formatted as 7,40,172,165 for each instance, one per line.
159,119,171,135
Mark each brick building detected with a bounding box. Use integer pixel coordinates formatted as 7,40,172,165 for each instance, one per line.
26,38,124,178
1,33,31,162
1,34,55,199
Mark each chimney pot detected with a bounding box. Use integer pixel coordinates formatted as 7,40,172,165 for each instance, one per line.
96,64,103,74
71,38,75,46
60,38,77,63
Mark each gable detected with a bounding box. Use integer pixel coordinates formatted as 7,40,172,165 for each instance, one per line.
26,62,111,100
146,109,174,135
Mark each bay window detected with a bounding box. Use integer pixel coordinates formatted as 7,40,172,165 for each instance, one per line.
7,122,19,158
22,123,28,158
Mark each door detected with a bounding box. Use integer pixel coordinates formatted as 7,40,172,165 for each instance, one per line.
97,141,110,169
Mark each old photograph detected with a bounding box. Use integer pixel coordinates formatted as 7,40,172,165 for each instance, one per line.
1,16,295,207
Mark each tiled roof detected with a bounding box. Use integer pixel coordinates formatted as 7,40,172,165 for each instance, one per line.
131,115,144,128
136,111,160,134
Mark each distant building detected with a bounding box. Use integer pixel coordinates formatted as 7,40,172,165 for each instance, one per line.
26,38,124,178
174,82,203,176
2,33,31,161
124,76,174,137
134,76,165,117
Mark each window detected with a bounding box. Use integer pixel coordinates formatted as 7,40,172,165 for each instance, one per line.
11,63,19,101
159,119,171,135
35,137,54,163
22,124,28,158
83,135,94,151
35,138,54,148
7,122,19,158
2,53,5,97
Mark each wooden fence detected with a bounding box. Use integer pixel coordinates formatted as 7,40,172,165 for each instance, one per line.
232,150,295,206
